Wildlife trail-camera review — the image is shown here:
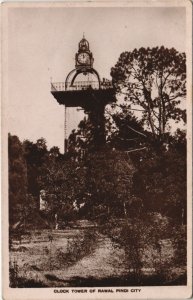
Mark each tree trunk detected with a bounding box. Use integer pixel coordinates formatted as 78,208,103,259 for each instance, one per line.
143,87,156,138
158,77,166,141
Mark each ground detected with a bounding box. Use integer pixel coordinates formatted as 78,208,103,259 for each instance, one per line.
9,224,186,287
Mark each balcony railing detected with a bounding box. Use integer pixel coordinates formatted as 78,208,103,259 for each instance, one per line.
51,80,113,92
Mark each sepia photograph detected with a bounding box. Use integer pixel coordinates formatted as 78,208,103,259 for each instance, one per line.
2,1,192,299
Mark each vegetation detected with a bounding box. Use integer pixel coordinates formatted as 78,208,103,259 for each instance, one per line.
111,46,186,142
9,134,28,225
9,46,187,286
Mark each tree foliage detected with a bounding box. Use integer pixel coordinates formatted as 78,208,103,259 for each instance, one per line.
132,132,186,223
111,46,186,141
8,134,27,224
23,138,48,197
106,110,147,151
38,155,87,221
84,148,140,219
68,117,93,158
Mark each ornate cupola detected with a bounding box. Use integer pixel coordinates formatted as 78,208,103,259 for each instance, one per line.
62,35,99,89
75,35,94,69
79,36,89,51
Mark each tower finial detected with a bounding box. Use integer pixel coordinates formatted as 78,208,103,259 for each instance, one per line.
83,32,85,39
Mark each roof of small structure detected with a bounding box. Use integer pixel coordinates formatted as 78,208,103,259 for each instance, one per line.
79,36,89,51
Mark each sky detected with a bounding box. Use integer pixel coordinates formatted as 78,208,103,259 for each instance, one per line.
7,6,186,152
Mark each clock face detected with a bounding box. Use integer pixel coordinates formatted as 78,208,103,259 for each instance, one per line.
77,52,90,65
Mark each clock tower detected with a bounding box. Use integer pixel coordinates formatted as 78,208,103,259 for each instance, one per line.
51,36,116,152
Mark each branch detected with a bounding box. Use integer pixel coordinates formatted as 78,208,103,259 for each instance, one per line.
169,93,186,101
162,71,172,88
131,65,138,75
116,137,140,141
124,147,147,153
118,90,148,110
125,124,147,137
151,109,159,120
109,102,146,112
147,119,160,132
105,108,147,138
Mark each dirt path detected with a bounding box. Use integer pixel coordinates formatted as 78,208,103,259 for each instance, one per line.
52,235,127,284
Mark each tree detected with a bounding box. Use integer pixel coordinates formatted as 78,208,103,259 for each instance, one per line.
38,155,88,222
84,148,138,219
111,47,186,142
23,138,48,198
106,109,147,151
8,134,27,224
49,146,60,158
68,117,98,157
132,141,186,224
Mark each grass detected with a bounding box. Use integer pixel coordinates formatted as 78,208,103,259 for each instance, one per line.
9,225,186,287
10,229,101,287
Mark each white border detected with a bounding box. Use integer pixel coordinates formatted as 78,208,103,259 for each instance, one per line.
1,1,192,299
